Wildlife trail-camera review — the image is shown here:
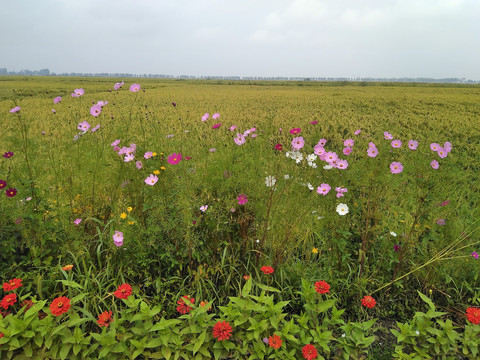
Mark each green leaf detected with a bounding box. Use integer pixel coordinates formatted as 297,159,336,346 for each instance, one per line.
59,344,72,360
145,338,163,348
242,278,252,297
58,280,83,289
193,331,206,355
257,283,280,293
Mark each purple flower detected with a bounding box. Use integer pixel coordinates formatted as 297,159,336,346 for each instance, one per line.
78,121,91,132
354,129,361,135
54,96,62,104
111,139,121,147
237,194,248,205
391,140,402,148
144,151,153,159
97,100,108,107
343,147,352,155
171,102,176,107
209,148,217,152
344,139,354,147
393,244,401,252
15,217,22,225
431,160,439,169
229,125,237,131
291,136,305,150
9,106,21,113
145,174,159,186
90,104,102,117
263,338,269,344
52,109,56,114
0,180,6,189
234,135,246,146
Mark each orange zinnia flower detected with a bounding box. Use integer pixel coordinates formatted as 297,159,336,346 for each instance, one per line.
49,296,71,316
97,311,114,327
62,265,74,271
268,334,282,349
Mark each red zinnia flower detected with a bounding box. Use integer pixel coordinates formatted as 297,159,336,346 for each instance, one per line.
0,294,17,310
5,188,17,198
314,281,330,295
176,295,195,314
268,334,282,349
0,332,4,346
114,283,132,299
260,266,274,275
466,307,480,325
97,311,114,327
212,321,233,341
302,344,318,360
361,296,376,308
3,278,23,292
49,296,71,316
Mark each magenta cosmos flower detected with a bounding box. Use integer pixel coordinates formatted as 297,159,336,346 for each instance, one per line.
430,160,439,169
343,147,352,155
237,194,248,205
289,128,301,135
391,140,402,148
275,143,283,151
54,96,62,104
390,162,403,174
90,104,102,117
408,140,418,150
113,231,124,247
3,152,14,158
212,123,221,129
472,252,479,260
71,89,84,97
291,136,305,150
167,153,182,165
145,174,159,186
310,120,318,125
9,106,21,113
5,188,17,197
317,183,331,196
129,84,141,92
0,180,6,189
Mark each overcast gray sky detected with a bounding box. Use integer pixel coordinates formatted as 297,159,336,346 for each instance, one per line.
1,0,479,79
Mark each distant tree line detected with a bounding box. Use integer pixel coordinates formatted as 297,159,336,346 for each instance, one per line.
0,67,478,84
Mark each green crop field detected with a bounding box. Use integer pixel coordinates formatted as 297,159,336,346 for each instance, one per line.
1,76,480,359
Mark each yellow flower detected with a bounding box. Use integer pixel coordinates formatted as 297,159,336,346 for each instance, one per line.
152,152,157,157
160,152,164,155
120,212,127,219
127,207,133,212
160,166,166,171
128,221,135,225
312,247,318,254
153,170,160,175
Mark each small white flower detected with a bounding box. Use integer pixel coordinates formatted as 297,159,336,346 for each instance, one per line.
307,183,314,191
308,162,317,168
290,151,303,163
256,239,260,243
284,174,290,180
317,216,324,220
415,330,420,335
311,210,317,214
265,176,277,187
336,203,349,215
323,164,333,170
307,154,317,162
390,231,397,237
285,151,291,158
200,205,208,212
342,333,346,338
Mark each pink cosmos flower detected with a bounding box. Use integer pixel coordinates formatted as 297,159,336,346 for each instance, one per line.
324,152,338,163
54,96,62,104
472,252,479,260
275,143,283,151
201,113,209,121
251,134,257,138
317,139,327,147
229,125,237,131
111,139,121,147
430,160,439,169
200,205,208,212
291,136,305,150
78,121,91,132
209,148,217,152
367,147,378,158
310,120,318,125
234,135,246,145
145,174,159,185
96,100,108,107
237,194,248,205
343,147,352,155
437,147,448,158
212,123,221,129
408,140,418,150
74,218,82,226
144,151,153,159
443,142,452,153
354,129,361,135
289,128,301,135
91,124,100,132
391,140,402,148
167,153,182,165
212,113,220,120
136,161,142,169
335,159,349,169
52,109,56,113
317,183,331,196
90,105,102,117
129,84,141,92
114,146,120,152
390,162,403,174
9,106,21,113
384,131,393,140
344,139,354,147
430,143,440,152
124,153,135,162
113,231,124,247
314,144,325,156
113,81,124,90
335,187,348,198
368,142,376,149
71,89,84,97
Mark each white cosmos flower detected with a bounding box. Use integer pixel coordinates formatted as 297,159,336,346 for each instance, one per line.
390,231,397,237
308,162,317,168
336,203,349,215
323,164,333,170
307,183,314,191
265,176,277,187
284,174,290,180
285,151,291,158
307,154,317,162
289,151,303,163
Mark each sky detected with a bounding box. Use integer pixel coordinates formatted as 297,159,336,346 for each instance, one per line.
1,0,479,79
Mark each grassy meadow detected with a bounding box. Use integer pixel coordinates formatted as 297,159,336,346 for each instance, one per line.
1,76,480,359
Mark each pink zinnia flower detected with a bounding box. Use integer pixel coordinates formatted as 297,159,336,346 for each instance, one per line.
437,147,448,158
343,147,352,155
54,96,62,104
289,128,301,135
234,135,246,146
136,161,142,169
354,129,361,135
71,88,84,97
344,139,354,147
430,160,439,169
145,174,159,186
391,140,402,148
317,183,331,196
324,152,338,163
390,162,403,174
129,84,141,92
113,231,124,247
275,143,283,151
74,218,82,226
212,123,221,129
201,113,209,121
291,136,305,150
335,159,348,169
144,151,153,159
78,121,91,132
367,147,378,158
167,153,182,165
111,139,121,147
10,106,21,113
212,113,220,119
237,194,248,205
408,140,418,150
384,131,393,140
430,143,440,152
